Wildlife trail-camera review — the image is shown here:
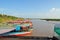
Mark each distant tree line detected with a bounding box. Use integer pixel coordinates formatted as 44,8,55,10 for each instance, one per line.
41,19,60,21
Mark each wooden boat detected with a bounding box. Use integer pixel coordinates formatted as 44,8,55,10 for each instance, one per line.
0,20,33,36
0,28,15,34
54,24,60,36
1,29,33,36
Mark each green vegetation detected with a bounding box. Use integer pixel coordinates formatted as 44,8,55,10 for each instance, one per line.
41,19,60,21
0,14,24,23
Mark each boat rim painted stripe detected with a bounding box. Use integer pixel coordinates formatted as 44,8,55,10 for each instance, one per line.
9,32,31,35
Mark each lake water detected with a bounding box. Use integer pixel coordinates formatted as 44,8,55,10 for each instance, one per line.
31,20,54,37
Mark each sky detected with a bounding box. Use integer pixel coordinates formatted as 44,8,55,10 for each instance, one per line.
0,0,60,18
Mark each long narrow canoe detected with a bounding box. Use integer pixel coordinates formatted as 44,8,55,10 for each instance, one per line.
0,28,15,34
0,29,33,36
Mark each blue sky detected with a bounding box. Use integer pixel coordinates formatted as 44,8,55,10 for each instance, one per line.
0,0,60,18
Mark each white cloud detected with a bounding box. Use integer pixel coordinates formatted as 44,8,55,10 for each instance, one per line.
50,8,56,12
27,8,60,18
46,8,60,18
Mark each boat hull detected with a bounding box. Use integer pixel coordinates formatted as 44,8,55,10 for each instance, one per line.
8,30,32,36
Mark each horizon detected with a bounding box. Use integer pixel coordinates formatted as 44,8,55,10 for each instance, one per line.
0,0,60,18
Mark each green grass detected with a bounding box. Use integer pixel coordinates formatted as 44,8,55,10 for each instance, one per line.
0,14,24,23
